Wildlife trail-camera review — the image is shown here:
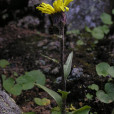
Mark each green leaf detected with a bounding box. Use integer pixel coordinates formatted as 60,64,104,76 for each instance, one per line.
100,13,113,25
85,26,92,33
51,111,61,114
76,40,84,46
3,77,15,93
111,109,114,114
58,89,70,100
34,98,50,106
36,84,62,108
73,106,91,114
96,62,110,77
100,25,109,34
91,27,104,39
96,90,113,103
22,82,34,90
2,74,6,82
112,9,114,15
105,83,114,101
3,78,22,95
16,75,33,84
51,107,60,112
10,84,22,95
0,59,9,68
22,112,36,114
108,66,114,78
26,70,46,85
64,52,73,80
13,72,18,77
16,70,46,86
96,83,114,103
41,54,59,64
66,30,80,35
88,84,99,91
86,93,93,100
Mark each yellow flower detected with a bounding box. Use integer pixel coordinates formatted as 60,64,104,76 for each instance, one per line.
36,0,73,14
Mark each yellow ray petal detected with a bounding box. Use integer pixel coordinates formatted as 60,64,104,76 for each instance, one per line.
64,0,73,7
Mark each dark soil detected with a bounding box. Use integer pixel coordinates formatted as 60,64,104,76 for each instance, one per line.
0,24,114,114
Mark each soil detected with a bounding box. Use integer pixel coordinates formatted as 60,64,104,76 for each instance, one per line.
0,24,114,114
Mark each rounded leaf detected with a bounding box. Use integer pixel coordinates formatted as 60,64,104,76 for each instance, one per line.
108,66,114,78
10,84,22,96
26,70,46,85
0,59,9,68
96,90,113,103
88,84,99,91
96,62,110,77
22,82,34,90
91,27,104,39
100,13,113,25
105,83,114,101
34,98,50,106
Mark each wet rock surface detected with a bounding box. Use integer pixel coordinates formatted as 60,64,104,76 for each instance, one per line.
67,0,110,30
0,91,22,114
0,0,111,32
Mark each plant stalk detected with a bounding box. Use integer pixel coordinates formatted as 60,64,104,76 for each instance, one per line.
59,24,66,114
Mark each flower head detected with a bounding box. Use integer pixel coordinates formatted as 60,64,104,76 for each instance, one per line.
36,0,73,14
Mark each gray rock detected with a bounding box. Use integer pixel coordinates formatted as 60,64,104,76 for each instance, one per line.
37,39,48,47
0,91,22,114
51,67,59,75
17,15,40,29
55,77,62,84
43,67,51,73
68,67,83,80
67,0,110,30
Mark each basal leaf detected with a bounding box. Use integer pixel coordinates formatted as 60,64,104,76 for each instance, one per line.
91,27,104,39
10,84,22,96
112,9,114,15
22,82,34,90
26,70,46,85
36,84,62,108
73,106,91,114
96,62,110,77
105,83,114,101
34,98,50,106
3,77,15,93
100,13,113,25
88,84,99,91
96,90,113,103
100,25,109,34
108,66,114,78
0,59,9,68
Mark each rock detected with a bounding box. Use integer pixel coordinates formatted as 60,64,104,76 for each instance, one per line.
37,39,48,47
17,15,40,29
28,0,49,7
48,41,60,50
39,60,46,66
51,67,59,75
55,77,62,84
43,67,51,73
0,91,22,114
68,67,83,80
67,0,110,30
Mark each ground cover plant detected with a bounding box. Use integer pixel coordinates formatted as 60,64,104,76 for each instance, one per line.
0,0,114,114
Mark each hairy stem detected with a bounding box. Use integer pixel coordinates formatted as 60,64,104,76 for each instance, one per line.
59,24,66,114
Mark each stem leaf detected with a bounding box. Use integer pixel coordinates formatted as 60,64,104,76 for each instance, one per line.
64,52,73,80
